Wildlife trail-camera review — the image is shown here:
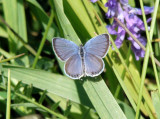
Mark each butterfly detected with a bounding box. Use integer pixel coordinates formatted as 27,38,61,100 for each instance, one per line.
52,34,110,79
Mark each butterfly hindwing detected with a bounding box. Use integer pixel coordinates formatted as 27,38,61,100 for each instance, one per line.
65,54,84,79
52,38,79,61
84,53,104,77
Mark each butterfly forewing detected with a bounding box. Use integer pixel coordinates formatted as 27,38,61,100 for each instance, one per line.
65,54,84,79
84,53,104,77
84,34,110,58
52,38,79,61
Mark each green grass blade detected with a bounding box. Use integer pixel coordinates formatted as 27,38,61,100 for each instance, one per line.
83,79,126,119
151,90,160,119
38,90,47,104
136,0,160,118
0,53,25,63
32,11,54,68
6,69,11,119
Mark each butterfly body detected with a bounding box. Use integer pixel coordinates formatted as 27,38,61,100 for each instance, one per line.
52,34,110,79
79,45,85,58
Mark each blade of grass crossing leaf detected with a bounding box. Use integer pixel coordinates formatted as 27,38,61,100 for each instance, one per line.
139,0,160,93
32,11,54,68
136,0,160,118
6,69,11,119
149,0,160,87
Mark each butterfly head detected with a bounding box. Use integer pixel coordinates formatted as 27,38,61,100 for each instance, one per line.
79,44,83,47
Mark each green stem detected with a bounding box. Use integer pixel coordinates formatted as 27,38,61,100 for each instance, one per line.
135,0,160,119
97,1,108,13
6,69,11,119
0,53,25,63
32,11,54,68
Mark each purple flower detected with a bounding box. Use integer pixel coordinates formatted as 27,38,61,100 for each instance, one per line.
105,0,154,60
105,0,118,18
131,36,146,60
90,0,98,3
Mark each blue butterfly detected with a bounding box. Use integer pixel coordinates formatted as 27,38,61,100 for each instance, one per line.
52,34,110,79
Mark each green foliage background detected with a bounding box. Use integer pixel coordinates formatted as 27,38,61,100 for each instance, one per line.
0,0,160,119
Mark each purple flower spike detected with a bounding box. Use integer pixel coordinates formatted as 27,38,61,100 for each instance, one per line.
105,0,154,60
114,28,126,48
120,0,128,5
90,0,98,3
132,37,146,60
131,6,154,15
131,45,145,60
107,21,118,35
105,0,118,18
